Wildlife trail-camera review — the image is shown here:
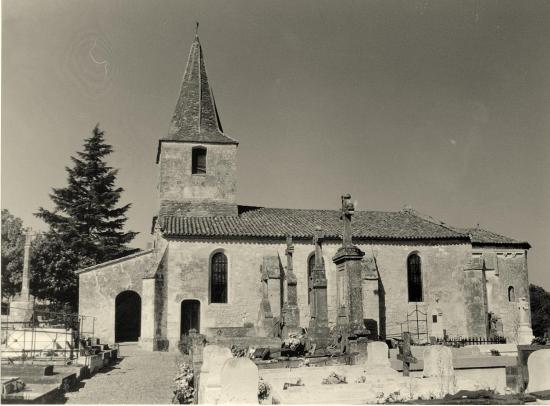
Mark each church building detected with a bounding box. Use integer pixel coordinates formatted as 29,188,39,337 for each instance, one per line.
77,33,532,351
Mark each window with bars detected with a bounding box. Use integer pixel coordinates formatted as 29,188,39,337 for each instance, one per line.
407,253,423,302
210,252,227,303
192,147,207,174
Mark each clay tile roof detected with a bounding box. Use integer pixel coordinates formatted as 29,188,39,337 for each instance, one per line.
159,206,470,240
458,227,530,248
161,35,238,147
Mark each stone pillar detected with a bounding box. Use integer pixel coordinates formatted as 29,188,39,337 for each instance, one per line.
20,230,32,298
9,230,35,323
282,237,301,337
309,227,330,347
332,194,367,337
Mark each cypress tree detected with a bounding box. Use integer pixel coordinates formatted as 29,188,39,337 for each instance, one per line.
34,125,137,307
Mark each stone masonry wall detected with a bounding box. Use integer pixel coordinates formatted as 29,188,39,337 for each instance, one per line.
78,251,153,343
164,238,473,347
158,142,237,216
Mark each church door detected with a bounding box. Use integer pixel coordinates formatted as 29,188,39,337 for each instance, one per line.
180,300,200,337
115,291,141,342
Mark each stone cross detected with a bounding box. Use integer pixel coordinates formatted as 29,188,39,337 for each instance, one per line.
341,194,355,247
518,297,530,325
397,332,417,377
313,227,325,269
20,229,34,299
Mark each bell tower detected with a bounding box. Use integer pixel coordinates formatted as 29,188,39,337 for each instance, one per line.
156,30,239,217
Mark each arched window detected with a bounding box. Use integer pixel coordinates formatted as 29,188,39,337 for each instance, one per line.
210,252,227,303
192,147,207,174
508,286,515,302
407,253,423,302
307,254,316,304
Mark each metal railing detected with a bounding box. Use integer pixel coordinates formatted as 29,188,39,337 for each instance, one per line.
1,301,96,364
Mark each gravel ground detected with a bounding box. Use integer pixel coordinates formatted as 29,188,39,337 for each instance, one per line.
64,342,180,404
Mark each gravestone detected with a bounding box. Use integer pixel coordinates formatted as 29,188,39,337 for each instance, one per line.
199,345,233,404
526,348,550,393
423,345,456,397
219,357,259,404
364,341,398,375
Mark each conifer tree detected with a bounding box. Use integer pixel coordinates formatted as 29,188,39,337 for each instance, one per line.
34,125,137,307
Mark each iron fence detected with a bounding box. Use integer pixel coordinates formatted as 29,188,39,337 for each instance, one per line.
1,301,96,364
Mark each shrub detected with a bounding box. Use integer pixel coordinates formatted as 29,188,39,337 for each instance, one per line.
258,377,271,401
321,372,347,384
172,361,195,404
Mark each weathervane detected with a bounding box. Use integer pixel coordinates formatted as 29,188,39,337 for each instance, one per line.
195,21,199,38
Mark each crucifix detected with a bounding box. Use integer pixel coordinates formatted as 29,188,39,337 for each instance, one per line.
313,227,325,270
341,194,355,247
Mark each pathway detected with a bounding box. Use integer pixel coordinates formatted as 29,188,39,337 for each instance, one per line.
65,343,180,404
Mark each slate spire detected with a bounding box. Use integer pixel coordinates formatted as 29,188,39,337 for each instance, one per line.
164,31,238,145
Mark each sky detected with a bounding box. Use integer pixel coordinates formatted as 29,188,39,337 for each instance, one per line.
2,0,549,289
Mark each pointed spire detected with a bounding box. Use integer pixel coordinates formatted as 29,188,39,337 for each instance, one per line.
164,28,238,145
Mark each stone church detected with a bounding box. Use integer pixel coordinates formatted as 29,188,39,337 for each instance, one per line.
77,33,532,351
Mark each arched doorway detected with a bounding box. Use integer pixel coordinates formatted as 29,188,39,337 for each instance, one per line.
115,291,141,342
180,300,200,337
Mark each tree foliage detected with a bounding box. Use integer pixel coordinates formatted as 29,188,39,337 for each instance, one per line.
530,283,550,338
33,125,138,308
1,209,26,297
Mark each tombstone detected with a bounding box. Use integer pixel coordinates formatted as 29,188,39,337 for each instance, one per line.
364,341,398,375
256,265,274,337
423,345,456,397
199,345,233,404
219,357,259,404
308,227,330,347
526,348,550,393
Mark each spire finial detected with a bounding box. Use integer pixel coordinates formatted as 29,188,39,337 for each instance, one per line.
195,21,199,39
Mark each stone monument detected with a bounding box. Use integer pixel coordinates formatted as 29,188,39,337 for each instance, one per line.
517,297,534,345
256,264,274,337
332,194,368,337
9,229,35,323
281,236,300,337
308,227,330,347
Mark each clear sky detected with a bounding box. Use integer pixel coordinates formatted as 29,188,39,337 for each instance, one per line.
2,0,549,289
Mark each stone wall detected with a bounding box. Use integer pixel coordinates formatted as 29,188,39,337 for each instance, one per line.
78,250,153,343
164,238,473,347
158,142,238,216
